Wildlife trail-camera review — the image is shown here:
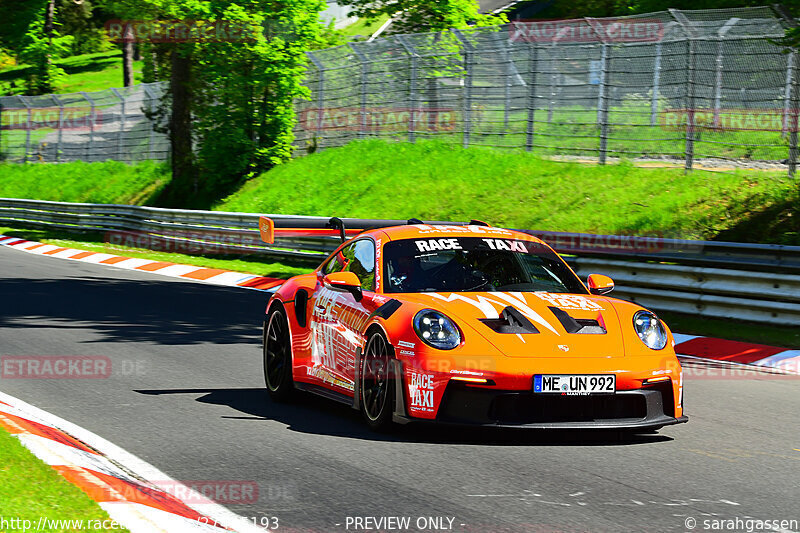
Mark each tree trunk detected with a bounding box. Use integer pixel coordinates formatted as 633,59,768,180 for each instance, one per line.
169,47,195,200
122,24,134,87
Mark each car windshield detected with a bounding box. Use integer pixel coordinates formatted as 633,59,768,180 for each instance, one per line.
383,237,587,294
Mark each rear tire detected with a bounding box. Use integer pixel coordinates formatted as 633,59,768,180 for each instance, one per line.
360,331,395,431
264,307,293,401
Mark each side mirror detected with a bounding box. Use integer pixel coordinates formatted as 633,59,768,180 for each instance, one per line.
323,271,363,302
587,274,614,295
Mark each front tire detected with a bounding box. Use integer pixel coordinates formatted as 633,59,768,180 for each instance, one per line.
264,307,293,401
360,331,395,431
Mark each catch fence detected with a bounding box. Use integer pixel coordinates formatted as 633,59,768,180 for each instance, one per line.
296,6,799,173
0,82,168,163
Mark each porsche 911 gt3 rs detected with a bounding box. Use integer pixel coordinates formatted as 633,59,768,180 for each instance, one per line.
260,218,687,432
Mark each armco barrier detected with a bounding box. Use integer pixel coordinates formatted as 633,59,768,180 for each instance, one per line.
1,197,798,325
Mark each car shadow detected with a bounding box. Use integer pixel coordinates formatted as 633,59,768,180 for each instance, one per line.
134,387,673,446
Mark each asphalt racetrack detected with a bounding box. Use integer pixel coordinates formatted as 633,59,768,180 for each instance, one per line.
1,245,798,533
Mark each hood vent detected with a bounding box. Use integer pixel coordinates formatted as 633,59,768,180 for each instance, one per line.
548,307,606,335
480,306,540,334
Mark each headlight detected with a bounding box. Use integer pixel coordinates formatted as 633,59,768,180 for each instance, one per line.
413,310,461,350
633,310,668,350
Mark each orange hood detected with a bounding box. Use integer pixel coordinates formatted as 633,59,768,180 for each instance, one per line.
397,291,626,359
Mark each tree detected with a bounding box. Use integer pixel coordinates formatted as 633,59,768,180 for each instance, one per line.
346,0,505,35
18,1,73,94
103,0,335,207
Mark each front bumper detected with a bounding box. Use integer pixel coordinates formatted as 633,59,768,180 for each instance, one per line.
395,380,687,430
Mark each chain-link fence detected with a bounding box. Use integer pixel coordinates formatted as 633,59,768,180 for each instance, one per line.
2,7,797,172
0,82,168,163
295,6,799,173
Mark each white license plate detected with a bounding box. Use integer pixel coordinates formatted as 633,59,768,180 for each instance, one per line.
533,374,615,394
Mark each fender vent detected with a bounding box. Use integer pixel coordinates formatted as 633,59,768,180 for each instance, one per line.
548,307,606,334
480,306,540,334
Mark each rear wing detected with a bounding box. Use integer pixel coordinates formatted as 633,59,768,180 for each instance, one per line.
258,216,482,245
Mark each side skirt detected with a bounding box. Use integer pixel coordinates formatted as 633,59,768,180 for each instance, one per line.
294,381,354,406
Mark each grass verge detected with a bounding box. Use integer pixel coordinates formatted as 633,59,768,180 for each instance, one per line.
0,160,169,205
0,50,143,95
218,139,798,244
0,426,130,532
0,226,312,279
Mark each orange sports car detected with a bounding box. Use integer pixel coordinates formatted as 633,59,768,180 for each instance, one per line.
260,218,687,432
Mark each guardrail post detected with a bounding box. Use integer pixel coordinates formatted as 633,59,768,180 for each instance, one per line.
452,29,474,149
307,52,325,151
526,43,539,152
396,36,418,143
349,43,369,139
111,88,126,162
81,92,95,162
52,94,63,163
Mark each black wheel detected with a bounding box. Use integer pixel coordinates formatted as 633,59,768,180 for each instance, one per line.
264,307,293,401
360,331,395,431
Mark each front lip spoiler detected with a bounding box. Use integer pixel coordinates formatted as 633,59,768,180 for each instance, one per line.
394,414,688,430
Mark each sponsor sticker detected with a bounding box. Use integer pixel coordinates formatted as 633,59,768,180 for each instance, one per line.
408,371,435,412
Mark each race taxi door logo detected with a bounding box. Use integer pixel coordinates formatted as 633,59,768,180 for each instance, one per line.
408,371,435,413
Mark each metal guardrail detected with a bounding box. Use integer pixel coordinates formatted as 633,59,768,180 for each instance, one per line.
1,197,798,325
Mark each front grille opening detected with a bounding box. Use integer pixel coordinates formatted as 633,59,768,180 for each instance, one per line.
489,394,648,424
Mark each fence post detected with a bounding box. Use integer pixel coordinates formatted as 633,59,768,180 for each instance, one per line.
684,39,697,172
597,44,610,164
111,88,126,162
142,84,157,160
349,43,369,139
452,29,474,149
307,52,325,151
502,36,512,131
81,92,95,162
789,51,799,177
526,43,539,152
547,42,558,124
52,95,63,163
783,52,795,136
713,18,739,128
396,36,418,143
670,9,696,172
586,18,610,165
651,42,662,126
19,96,32,163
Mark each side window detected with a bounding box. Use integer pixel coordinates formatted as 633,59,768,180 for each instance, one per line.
340,239,376,291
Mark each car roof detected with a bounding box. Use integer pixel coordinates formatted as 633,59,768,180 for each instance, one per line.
366,224,549,246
